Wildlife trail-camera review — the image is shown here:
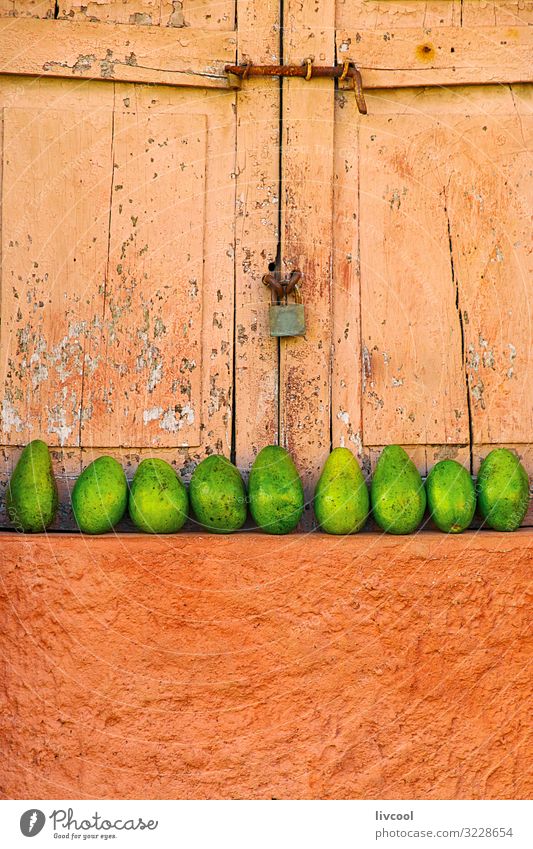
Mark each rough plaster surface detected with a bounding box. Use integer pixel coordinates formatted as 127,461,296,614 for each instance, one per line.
0,531,531,799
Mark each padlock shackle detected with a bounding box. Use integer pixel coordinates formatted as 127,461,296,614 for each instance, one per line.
263,268,303,305
262,272,284,305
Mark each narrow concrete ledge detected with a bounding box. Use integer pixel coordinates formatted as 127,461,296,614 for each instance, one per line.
1,531,531,799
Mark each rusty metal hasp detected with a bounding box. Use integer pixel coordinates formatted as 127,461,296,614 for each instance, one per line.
264,269,306,338
225,59,367,115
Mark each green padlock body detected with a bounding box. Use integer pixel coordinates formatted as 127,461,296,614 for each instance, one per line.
269,303,306,337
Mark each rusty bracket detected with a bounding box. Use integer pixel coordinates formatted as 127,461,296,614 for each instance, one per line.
225,59,367,115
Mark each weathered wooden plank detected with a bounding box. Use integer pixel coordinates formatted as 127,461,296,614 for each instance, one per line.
2,20,530,92
58,0,236,29
116,83,237,460
331,92,363,458
359,112,468,446
336,0,459,29
0,18,237,88
0,0,54,17
0,73,116,112
0,106,113,447
362,79,532,119
461,1,533,27
0,76,236,461
342,83,532,465
57,0,165,25
280,0,335,519
176,0,235,29
336,26,533,89
444,110,532,444
234,0,280,474
82,110,206,448
336,1,533,30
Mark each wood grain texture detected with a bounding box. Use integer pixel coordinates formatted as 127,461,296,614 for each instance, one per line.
355,99,532,455
280,0,335,517
116,83,238,461
336,1,533,29
336,26,533,89
0,106,113,447
336,0,459,29
0,18,237,88
234,0,280,473
331,93,363,458
359,113,468,446
443,111,532,444
461,1,533,26
82,110,206,448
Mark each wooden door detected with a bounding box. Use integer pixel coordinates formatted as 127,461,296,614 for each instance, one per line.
278,0,533,521
0,0,531,529
0,1,280,525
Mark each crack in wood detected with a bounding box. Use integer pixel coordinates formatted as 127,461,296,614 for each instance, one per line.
444,187,474,473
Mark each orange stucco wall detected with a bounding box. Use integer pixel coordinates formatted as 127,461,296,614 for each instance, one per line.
0,531,531,800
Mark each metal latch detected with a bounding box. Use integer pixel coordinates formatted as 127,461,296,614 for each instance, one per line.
263,269,306,338
224,58,367,115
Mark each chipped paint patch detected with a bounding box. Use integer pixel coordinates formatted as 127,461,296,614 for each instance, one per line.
129,13,152,25
143,406,163,425
362,346,371,394
47,405,74,446
2,399,26,434
31,361,49,389
471,380,486,409
467,344,480,371
160,405,195,433
168,1,185,28
147,360,163,393
507,343,517,378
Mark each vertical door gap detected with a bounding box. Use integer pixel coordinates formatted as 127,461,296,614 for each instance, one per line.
444,188,473,473
276,0,284,446
230,2,239,465
103,84,116,322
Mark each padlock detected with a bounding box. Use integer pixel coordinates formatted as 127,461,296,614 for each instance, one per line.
269,288,306,337
264,269,306,338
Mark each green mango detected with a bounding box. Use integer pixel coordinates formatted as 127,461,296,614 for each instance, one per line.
477,448,529,531
129,458,188,534
314,447,369,534
426,459,476,533
249,445,304,534
189,454,247,533
371,445,426,534
6,440,58,532
72,456,127,534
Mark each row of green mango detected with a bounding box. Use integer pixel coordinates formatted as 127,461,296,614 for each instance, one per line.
4,441,529,535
